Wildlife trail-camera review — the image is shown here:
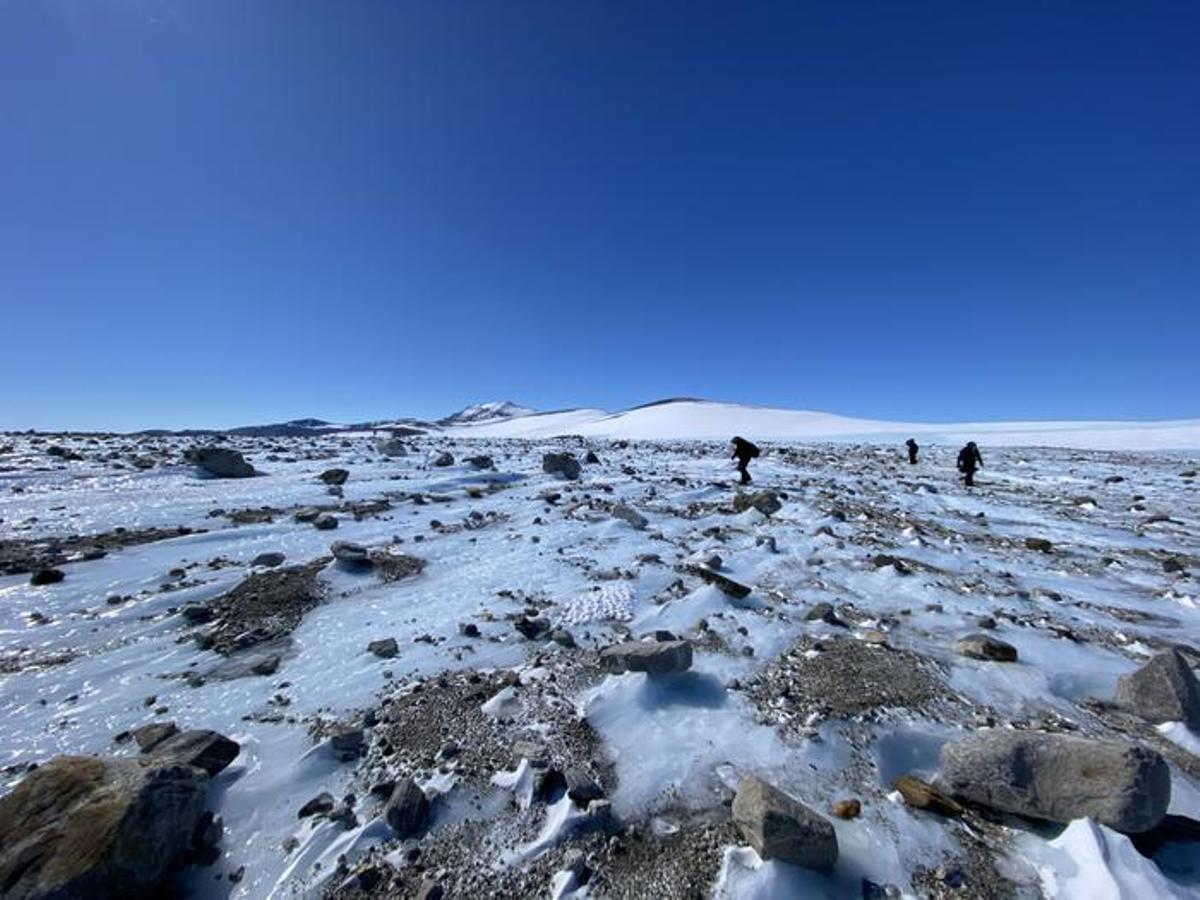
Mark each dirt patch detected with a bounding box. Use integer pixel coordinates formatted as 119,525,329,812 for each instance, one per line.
0,526,203,576
194,559,329,654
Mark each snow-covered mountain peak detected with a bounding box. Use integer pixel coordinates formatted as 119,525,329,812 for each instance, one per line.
439,401,536,425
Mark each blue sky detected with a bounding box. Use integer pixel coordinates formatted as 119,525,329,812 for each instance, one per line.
1,1,1196,431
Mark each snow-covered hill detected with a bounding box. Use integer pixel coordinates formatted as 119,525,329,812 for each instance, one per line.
439,400,536,426
447,399,1200,450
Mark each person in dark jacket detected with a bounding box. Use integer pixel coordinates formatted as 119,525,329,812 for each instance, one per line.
905,438,919,465
957,441,983,486
730,436,760,485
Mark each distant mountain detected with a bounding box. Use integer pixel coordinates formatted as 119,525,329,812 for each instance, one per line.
438,401,536,426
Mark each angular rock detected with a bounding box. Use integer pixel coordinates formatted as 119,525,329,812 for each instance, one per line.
331,541,370,566
375,437,408,457
1115,649,1200,730
731,775,838,871
131,722,179,753
1025,537,1053,553
542,452,581,480
939,731,1170,833
892,775,962,817
0,755,209,899
385,777,429,837
733,490,782,516
319,468,349,486
251,552,286,568
184,447,255,479
30,568,65,586
298,792,335,819
367,638,399,659
313,515,338,531
432,451,454,467
145,730,240,777
689,565,752,599
610,503,648,530
466,455,494,470
954,634,1018,662
600,640,692,675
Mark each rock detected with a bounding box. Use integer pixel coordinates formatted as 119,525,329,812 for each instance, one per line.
131,722,180,753
415,880,444,900
251,552,286,568
954,634,1018,662
0,756,210,898
466,455,494,470
731,775,838,871
831,798,861,819
184,447,255,478
293,507,321,523
330,727,365,759
385,778,429,837
584,451,600,464
367,638,399,659
565,768,604,805
1115,649,1200,730
892,775,963,817
144,730,240,777
313,515,338,531
432,451,454,467
549,628,577,648
458,622,480,638
600,640,692,675
331,541,370,566
180,603,214,624
318,468,349,486
1024,537,1053,553
1163,557,1187,574
542,452,581,480
939,731,1170,833
804,602,843,626
733,490,782,516
298,792,335,818
30,568,65,586
610,503,648,530
689,565,752,599
375,437,408,457
514,617,551,640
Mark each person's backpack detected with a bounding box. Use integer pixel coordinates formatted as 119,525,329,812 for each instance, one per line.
747,441,761,458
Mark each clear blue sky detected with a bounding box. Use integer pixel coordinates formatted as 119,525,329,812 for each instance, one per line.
1,1,1197,431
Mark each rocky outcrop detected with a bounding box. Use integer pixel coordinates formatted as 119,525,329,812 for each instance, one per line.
939,731,1170,833
600,640,692,675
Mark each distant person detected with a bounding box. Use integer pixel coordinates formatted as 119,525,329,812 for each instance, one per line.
957,441,983,487
906,438,919,465
730,436,760,485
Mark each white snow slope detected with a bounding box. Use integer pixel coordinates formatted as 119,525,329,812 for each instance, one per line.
447,399,1200,450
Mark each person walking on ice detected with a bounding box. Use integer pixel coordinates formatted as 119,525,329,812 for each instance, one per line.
730,436,760,485
957,441,983,487
906,438,919,464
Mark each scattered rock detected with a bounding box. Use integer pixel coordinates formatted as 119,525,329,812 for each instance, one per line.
184,447,256,479
319,468,349,485
298,792,335,818
1024,537,1053,553
939,731,1170,833
375,437,408,457
145,730,240,777
313,515,339,531
466,455,494,470
831,798,861,820
733,490,782,516
131,722,180,752
30,568,65,586
730,775,838,871
331,541,371,566
892,775,963,817
368,638,399,659
432,452,455,467
954,634,1018,663
611,503,648,530
251,552,286,568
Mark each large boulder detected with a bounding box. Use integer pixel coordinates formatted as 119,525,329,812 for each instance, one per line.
542,452,581,481
184,447,255,479
1115,649,1200,730
600,640,692,675
375,437,408,457
318,468,349,486
385,777,429,837
939,731,1170,833
731,775,838,871
0,756,210,899
733,490,782,516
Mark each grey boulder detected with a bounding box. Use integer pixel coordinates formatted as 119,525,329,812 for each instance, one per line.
375,437,408,457
1115,649,1200,730
610,503,648,530
600,640,692,675
144,729,240,777
385,777,429,837
954,634,1018,662
542,452,581,480
939,730,1170,833
731,775,838,870
184,447,255,479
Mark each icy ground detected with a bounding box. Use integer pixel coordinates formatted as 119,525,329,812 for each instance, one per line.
1,433,1198,898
